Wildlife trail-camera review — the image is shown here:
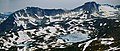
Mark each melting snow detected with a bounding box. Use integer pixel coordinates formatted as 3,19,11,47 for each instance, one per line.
16,31,31,43
59,32,90,43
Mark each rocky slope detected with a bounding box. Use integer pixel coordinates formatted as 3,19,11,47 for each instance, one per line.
0,1,120,51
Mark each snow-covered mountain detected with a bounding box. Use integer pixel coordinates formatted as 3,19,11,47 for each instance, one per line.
0,1,120,51
71,1,118,18
0,7,65,34
72,2,99,13
0,13,10,24
0,1,119,34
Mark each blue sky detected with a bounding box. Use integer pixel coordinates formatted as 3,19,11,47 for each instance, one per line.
0,0,120,12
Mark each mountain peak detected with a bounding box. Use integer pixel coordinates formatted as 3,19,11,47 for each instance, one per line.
83,1,99,13
73,1,99,13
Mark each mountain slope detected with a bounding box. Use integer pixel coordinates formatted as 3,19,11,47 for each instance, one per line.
0,7,65,35
0,1,120,51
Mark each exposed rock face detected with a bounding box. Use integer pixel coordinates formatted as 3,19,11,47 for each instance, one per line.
73,2,99,13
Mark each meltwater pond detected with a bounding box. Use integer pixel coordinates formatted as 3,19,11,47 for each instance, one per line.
59,32,90,43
